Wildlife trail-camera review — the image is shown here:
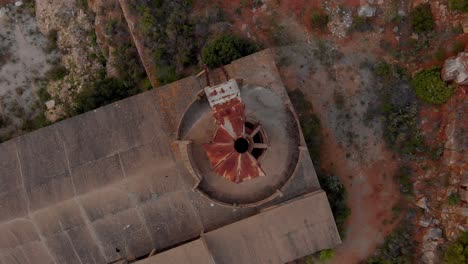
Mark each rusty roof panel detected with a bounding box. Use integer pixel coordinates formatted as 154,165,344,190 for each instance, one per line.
203,80,265,183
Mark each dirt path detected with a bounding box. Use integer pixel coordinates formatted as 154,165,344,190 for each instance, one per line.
276,44,400,263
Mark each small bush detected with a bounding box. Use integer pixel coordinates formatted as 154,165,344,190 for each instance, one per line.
202,34,258,68
72,78,140,115
45,64,68,81
397,166,413,196
366,221,415,264
319,173,351,237
310,11,329,31
410,3,434,33
411,67,454,105
447,192,461,205
452,41,465,53
444,232,468,264
352,16,372,32
383,104,427,155
434,47,445,61
45,30,59,53
319,249,335,261
288,89,322,163
448,0,468,12
22,114,51,132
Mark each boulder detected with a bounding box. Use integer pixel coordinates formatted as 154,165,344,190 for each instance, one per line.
358,5,376,17
419,217,433,228
442,52,468,85
463,17,468,34
416,196,429,211
424,228,442,241
45,100,56,109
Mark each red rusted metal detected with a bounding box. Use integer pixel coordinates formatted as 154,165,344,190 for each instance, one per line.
202,79,265,183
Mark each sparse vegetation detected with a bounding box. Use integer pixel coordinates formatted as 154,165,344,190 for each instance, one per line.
352,16,372,32
288,89,350,237
318,173,351,237
448,0,468,12
135,0,197,84
444,232,468,264
288,89,321,163
447,192,461,206
410,3,434,33
452,41,465,54
396,166,413,196
45,30,59,53
383,103,427,155
45,64,68,81
71,78,140,115
319,249,335,261
202,34,259,68
310,11,329,31
411,67,454,105
366,219,416,264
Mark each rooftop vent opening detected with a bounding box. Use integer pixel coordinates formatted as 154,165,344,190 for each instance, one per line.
234,137,250,153
245,121,266,159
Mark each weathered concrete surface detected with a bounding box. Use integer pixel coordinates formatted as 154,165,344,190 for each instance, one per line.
138,191,340,264
0,50,339,264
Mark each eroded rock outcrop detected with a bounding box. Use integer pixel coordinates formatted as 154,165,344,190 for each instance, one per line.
442,52,468,85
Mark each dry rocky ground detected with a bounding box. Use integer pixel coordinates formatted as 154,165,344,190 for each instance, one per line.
0,2,56,141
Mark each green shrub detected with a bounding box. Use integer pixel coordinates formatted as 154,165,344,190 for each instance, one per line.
288,89,321,163
22,114,51,132
383,104,427,155
136,0,195,83
288,89,350,236
434,47,445,61
444,232,468,264
311,11,329,31
352,16,372,32
45,30,59,53
411,67,454,105
452,41,465,53
202,34,258,68
72,78,140,115
318,173,351,237
397,166,413,196
447,192,461,205
449,0,468,12
45,65,68,81
366,222,415,264
319,249,335,261
410,3,434,33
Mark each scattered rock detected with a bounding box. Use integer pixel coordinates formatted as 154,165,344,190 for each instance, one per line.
462,17,468,34
424,228,442,241
411,33,419,40
416,196,429,211
421,251,435,264
358,5,376,17
45,100,55,109
14,1,23,7
393,26,399,33
419,217,433,228
442,52,468,85
398,9,406,17
458,207,468,217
